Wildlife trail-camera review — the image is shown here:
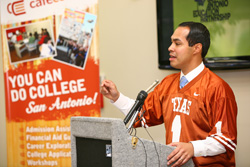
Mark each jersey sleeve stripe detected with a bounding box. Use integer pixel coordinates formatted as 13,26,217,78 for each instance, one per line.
211,134,236,147
214,136,236,152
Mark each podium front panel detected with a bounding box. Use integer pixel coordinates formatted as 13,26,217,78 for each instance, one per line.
76,137,112,167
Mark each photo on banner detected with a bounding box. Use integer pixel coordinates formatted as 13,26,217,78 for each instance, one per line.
5,20,56,64
54,8,97,69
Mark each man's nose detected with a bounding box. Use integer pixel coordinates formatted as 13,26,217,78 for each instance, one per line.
168,43,174,52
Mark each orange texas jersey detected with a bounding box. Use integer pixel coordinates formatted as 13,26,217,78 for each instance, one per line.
135,67,237,167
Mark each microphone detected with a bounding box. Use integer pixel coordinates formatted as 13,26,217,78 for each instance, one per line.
123,90,148,125
123,80,159,126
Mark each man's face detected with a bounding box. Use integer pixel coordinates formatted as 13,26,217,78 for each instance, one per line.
168,26,195,74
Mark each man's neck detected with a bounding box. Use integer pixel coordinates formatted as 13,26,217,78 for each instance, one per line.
181,62,204,82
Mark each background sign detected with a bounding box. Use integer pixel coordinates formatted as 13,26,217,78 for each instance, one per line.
1,0,100,166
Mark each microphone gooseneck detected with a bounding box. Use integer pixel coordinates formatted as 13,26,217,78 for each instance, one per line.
145,80,159,93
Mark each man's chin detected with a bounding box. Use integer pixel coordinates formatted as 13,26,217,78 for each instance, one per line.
170,63,180,70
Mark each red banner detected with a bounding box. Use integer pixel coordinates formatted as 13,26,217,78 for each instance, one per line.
1,2,99,166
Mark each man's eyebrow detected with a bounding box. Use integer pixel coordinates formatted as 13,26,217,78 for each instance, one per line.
171,38,182,42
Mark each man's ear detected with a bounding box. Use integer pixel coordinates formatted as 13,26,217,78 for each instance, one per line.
193,43,202,55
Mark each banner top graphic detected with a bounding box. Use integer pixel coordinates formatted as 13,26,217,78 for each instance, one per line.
1,0,98,24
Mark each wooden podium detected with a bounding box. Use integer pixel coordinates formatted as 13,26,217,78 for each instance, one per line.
70,117,194,167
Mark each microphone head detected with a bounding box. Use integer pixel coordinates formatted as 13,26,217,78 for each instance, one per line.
136,90,148,101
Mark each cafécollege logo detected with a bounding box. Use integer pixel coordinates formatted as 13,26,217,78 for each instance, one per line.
5,0,65,18
193,0,231,22
7,0,26,16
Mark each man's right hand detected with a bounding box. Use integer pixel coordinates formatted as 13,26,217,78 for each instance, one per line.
100,80,120,102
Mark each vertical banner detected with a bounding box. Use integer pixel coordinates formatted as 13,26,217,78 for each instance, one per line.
1,0,99,166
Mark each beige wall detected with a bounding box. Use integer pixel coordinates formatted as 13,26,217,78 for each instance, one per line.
1,0,250,166
0,19,7,166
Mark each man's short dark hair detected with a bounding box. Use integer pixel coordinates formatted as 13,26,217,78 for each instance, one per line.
179,22,210,58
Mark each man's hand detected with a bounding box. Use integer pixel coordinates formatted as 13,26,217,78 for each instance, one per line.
167,142,194,167
100,80,120,102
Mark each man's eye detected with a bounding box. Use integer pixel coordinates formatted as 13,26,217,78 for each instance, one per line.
176,43,181,45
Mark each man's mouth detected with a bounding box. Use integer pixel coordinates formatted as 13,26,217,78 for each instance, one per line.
169,54,176,61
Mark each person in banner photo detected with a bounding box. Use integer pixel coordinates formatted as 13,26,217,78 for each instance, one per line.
100,22,237,167
40,36,55,57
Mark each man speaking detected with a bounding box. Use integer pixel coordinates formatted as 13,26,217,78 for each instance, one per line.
101,22,237,167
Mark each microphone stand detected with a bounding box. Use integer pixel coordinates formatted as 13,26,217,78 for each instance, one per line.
126,105,142,132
